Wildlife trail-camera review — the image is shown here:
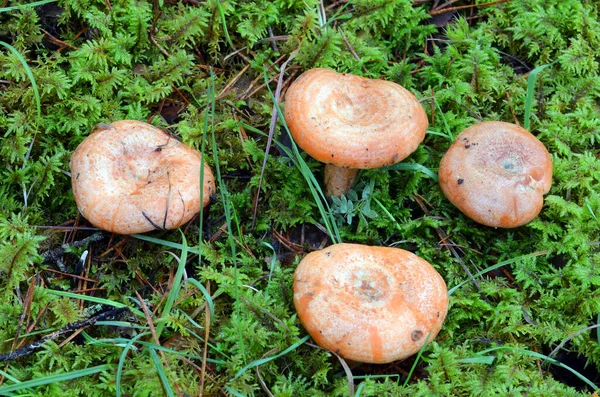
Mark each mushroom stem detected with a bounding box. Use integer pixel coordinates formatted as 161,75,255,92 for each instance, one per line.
324,164,359,197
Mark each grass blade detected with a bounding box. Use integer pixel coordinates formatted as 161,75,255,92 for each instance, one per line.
457,355,496,365
402,332,431,387
261,242,278,299
116,332,150,397
224,386,247,397
94,321,148,330
132,234,201,254
523,60,557,131
448,251,546,295
215,0,234,48
46,290,143,317
0,369,20,385
155,231,188,339
205,70,246,361
372,197,402,231
0,41,41,122
432,98,454,141
0,364,112,393
233,335,310,380
148,347,175,397
186,278,215,325
385,162,438,181
261,71,342,244
475,346,598,391
243,120,341,244
0,0,57,13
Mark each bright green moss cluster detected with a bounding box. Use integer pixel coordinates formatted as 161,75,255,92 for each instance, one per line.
1,0,599,395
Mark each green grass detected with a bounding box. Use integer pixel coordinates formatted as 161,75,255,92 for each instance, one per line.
1,0,600,395
0,364,112,395
0,0,56,13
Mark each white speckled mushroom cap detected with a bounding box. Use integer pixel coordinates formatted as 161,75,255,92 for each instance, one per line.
70,120,215,234
293,243,448,364
284,68,428,169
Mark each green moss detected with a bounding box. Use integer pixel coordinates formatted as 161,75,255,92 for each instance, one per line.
1,0,599,395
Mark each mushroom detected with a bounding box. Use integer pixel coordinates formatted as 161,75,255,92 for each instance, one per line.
439,121,552,228
70,120,215,234
293,243,448,364
284,68,429,197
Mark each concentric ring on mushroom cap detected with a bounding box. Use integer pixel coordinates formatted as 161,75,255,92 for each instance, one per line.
293,243,448,364
439,121,552,228
284,68,428,169
70,120,215,234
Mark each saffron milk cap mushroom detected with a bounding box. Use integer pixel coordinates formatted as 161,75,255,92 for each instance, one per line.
438,121,552,228
293,243,448,364
284,68,428,197
70,120,215,234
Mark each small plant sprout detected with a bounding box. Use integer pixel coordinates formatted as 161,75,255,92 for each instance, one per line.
293,243,448,364
331,179,378,227
284,68,429,197
439,121,552,228
70,120,216,234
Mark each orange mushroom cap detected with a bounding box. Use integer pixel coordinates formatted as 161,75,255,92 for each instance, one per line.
293,243,448,364
284,68,428,169
70,120,215,234
439,121,552,228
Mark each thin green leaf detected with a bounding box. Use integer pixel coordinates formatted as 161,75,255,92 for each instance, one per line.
523,60,557,131
233,335,310,380
586,200,598,222
3,327,56,342
353,374,400,381
385,162,439,181
131,234,200,254
94,321,149,330
597,314,600,345
155,231,188,339
448,251,546,295
458,356,496,365
88,336,226,364
475,346,598,391
354,382,366,397
46,290,143,317
0,364,112,393
261,72,342,243
426,129,451,139
432,98,453,141
207,70,245,361
0,41,41,122
148,347,175,397
261,241,278,299
215,0,234,48
116,332,149,397
0,370,20,385
186,278,215,325
0,0,56,13
224,386,247,397
403,332,431,387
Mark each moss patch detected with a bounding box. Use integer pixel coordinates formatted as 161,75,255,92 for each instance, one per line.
1,0,599,395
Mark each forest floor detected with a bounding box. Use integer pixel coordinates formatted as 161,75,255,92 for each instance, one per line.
0,0,599,395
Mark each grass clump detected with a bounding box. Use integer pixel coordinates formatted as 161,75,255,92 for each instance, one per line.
1,0,599,395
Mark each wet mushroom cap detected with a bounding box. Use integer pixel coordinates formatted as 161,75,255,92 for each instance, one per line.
284,68,428,169
439,121,552,228
70,120,215,234
293,243,448,364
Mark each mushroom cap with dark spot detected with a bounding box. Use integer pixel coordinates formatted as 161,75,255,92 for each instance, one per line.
70,120,215,234
284,68,428,169
293,243,448,364
439,121,552,228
